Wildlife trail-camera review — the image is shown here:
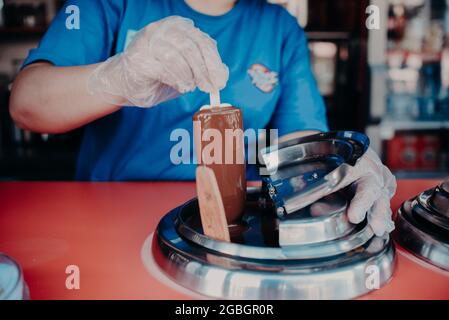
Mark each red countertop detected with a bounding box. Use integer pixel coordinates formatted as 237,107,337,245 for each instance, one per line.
0,180,448,300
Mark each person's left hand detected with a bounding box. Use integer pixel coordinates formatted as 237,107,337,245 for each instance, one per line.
337,148,397,236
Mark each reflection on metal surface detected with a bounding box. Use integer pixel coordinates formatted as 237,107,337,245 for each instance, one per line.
260,131,369,216
154,188,395,300
395,182,449,272
279,192,356,245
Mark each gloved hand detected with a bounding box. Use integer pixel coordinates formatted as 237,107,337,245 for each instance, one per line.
339,148,397,236
87,16,229,107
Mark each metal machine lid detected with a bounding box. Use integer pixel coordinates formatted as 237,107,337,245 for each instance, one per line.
261,131,369,172
155,217,395,300
395,199,449,271
173,190,373,260
416,190,449,231
260,131,369,216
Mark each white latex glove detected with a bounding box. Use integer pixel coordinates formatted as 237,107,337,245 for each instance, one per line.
87,16,229,107
340,148,397,236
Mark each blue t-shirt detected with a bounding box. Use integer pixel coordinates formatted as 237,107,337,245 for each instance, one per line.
23,0,328,181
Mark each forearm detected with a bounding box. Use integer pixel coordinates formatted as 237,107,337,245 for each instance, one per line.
9,62,122,134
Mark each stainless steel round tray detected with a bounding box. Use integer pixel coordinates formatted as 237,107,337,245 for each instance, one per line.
154,217,395,300
395,199,449,271
153,187,395,300
174,191,372,260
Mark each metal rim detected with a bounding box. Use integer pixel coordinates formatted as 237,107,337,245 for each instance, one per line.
280,220,373,259
172,197,374,260
261,131,369,170
394,200,449,271
263,140,354,175
154,222,395,299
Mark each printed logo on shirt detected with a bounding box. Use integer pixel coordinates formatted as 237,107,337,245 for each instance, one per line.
247,63,278,93
124,29,138,50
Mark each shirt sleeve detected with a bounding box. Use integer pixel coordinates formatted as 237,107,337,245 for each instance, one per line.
269,12,329,136
23,0,123,68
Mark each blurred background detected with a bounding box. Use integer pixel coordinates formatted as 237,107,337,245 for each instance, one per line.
0,0,448,180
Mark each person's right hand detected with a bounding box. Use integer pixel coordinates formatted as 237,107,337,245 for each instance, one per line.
87,16,229,107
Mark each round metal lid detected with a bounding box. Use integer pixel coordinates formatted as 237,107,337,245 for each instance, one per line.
261,131,369,172
394,199,449,271
260,131,370,215
154,221,395,299
174,191,372,260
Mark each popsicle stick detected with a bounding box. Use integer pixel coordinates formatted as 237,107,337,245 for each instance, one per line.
196,166,230,242
209,90,221,107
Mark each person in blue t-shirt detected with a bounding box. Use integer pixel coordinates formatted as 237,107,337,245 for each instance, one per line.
10,0,396,236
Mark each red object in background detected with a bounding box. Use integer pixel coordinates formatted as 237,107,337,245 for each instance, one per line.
419,134,441,170
386,133,441,171
386,134,419,170
0,181,448,300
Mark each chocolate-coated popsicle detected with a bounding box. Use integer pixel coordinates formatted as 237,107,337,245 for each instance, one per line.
193,93,246,223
